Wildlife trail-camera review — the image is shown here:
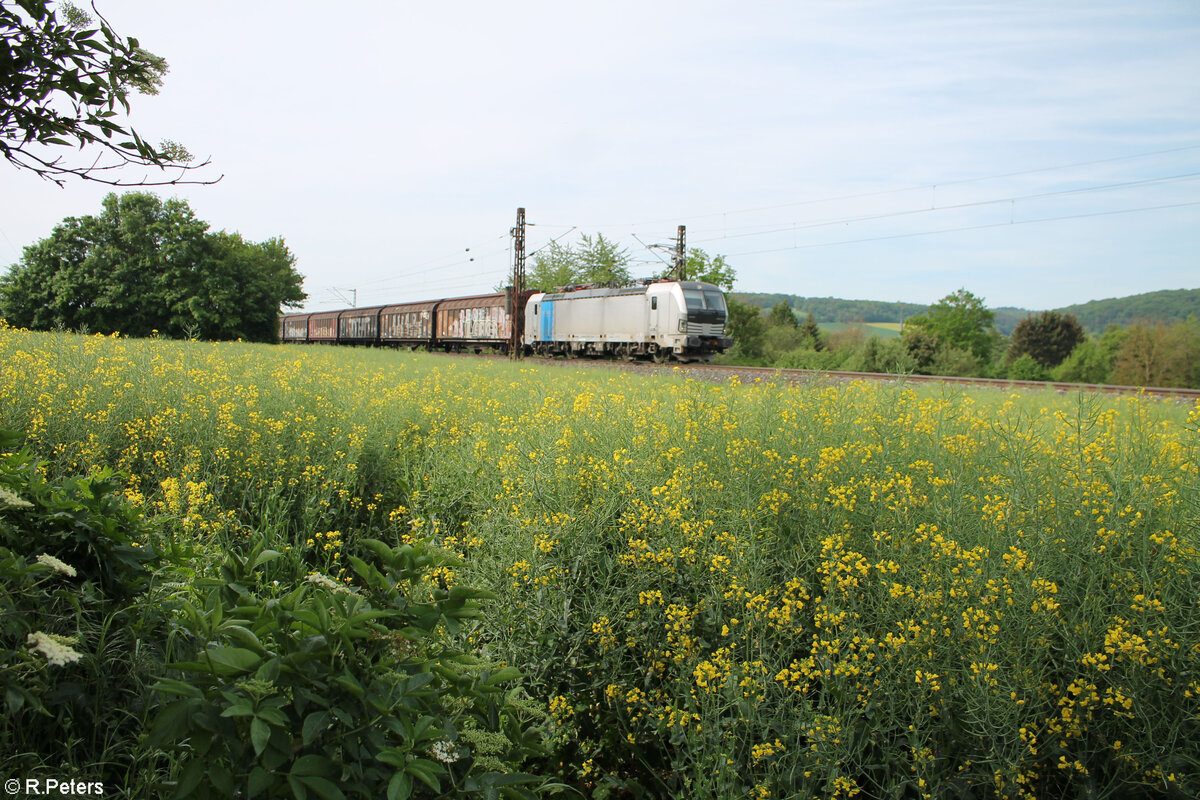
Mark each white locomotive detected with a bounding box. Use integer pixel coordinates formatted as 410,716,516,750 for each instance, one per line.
523,280,731,362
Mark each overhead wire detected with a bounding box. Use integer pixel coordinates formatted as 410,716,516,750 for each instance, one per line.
689,170,1200,246
720,199,1200,258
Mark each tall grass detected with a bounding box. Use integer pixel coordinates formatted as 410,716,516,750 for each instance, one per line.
2,325,1198,798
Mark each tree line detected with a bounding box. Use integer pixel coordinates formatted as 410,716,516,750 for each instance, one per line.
722,290,1200,389
733,288,1200,337
0,193,305,342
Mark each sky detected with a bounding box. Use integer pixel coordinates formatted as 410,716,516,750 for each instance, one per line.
2,0,1198,312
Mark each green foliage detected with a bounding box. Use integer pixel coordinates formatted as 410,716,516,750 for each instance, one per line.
901,325,940,374
773,346,849,370
732,289,1200,336
1007,311,1086,368
1051,340,1113,384
766,301,797,329
841,336,917,374
526,242,577,293
732,293,928,325
930,345,982,378
722,296,766,360
0,0,211,185
147,539,549,800
526,233,631,291
796,312,823,350
530,238,736,293
1110,319,1200,388
659,248,737,290
1059,289,1200,333
575,233,631,286
0,192,304,341
0,427,164,785
905,288,998,363
1007,353,1050,381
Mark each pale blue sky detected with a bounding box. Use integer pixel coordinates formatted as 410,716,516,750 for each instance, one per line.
2,0,1197,311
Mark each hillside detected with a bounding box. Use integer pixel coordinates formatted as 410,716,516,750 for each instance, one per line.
733,288,1200,335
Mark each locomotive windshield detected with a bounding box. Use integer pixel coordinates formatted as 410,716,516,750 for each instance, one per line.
682,287,727,323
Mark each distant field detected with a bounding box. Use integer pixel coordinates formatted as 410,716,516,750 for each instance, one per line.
819,321,902,338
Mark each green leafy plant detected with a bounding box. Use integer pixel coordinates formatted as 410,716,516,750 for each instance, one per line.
147,538,552,799
0,426,165,785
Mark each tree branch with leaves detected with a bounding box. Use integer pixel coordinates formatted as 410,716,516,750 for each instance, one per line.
0,0,218,185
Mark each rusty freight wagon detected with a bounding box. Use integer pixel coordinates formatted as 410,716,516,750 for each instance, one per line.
434,292,531,352
379,300,439,347
280,289,537,352
306,311,340,342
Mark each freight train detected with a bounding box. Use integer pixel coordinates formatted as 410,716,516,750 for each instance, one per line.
279,280,732,362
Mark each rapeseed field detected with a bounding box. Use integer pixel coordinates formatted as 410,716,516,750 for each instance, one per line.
2,324,1197,799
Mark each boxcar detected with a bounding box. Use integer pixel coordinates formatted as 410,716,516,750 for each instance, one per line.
306,311,340,342
435,293,513,351
380,300,439,347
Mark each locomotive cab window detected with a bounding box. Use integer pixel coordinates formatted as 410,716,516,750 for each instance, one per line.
682,288,727,324
682,288,727,313
651,297,658,310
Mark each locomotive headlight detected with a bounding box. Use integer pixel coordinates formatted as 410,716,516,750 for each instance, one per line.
678,318,687,332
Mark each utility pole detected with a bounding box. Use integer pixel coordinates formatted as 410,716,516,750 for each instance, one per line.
673,225,687,281
510,207,526,359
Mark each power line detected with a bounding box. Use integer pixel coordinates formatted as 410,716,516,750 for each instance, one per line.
690,170,1200,246
720,199,1200,258
568,142,1200,230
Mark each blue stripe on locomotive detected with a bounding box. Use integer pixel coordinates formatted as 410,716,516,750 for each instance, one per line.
539,300,554,341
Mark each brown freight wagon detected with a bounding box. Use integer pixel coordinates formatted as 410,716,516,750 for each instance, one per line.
307,311,340,342
380,300,439,347
435,293,515,352
280,313,310,342
337,306,385,344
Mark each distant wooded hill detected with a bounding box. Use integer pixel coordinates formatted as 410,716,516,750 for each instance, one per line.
733,288,1200,335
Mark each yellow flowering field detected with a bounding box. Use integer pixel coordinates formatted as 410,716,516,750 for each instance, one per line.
1,324,1198,799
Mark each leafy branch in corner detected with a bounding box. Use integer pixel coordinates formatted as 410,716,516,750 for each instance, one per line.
0,0,220,186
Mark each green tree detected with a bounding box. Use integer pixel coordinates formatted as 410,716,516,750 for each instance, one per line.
576,233,631,286
767,301,798,328
0,192,304,341
906,289,997,363
680,248,737,290
526,240,578,292
797,311,823,350
1007,353,1049,381
724,296,766,360
1,1,213,185
1007,311,1086,368
1109,321,1198,388
901,325,940,374
1051,340,1113,384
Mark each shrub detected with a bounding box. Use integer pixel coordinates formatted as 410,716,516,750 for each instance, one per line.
147,539,551,800
1006,353,1049,381
0,427,164,786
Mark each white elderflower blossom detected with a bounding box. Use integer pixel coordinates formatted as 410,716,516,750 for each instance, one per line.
35,553,77,577
0,486,33,508
305,572,352,595
27,631,83,667
430,740,462,764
